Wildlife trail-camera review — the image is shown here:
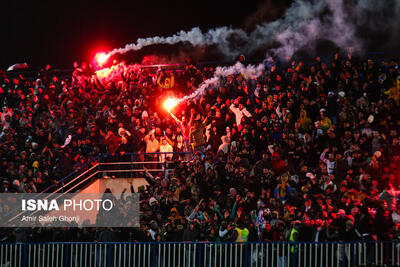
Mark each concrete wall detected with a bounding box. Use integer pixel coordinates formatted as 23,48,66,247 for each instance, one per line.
79,178,149,194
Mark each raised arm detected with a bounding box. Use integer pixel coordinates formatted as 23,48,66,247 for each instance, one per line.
320,148,329,163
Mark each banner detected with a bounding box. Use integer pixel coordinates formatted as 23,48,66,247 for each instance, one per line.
0,193,140,227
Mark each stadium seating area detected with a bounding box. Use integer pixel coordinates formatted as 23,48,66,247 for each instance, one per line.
0,53,399,242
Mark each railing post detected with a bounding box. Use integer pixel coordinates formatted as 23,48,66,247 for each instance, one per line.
98,155,101,179
131,154,134,179
164,161,167,179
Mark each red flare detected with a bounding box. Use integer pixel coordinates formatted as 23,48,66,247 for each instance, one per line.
163,97,179,112
95,52,110,66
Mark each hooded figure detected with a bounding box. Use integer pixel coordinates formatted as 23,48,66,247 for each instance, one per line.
384,79,400,105
168,207,182,224
298,109,312,131
319,109,332,130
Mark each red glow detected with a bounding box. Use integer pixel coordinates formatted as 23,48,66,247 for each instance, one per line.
163,97,179,112
95,52,110,66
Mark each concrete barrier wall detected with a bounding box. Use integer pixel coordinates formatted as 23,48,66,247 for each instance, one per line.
79,178,149,194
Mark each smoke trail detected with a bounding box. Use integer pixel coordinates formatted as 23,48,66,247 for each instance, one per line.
178,62,264,103
108,27,245,58
107,0,329,58
107,0,399,61
101,0,400,103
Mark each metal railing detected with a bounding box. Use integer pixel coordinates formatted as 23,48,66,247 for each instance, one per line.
96,152,193,179
41,151,194,194
0,241,399,267
3,151,193,223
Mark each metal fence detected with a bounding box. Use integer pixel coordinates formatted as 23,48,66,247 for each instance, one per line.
1,241,399,267
96,151,194,179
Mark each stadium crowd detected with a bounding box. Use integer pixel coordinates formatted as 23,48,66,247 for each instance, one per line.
0,52,400,244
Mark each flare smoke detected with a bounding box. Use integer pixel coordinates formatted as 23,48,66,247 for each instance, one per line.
101,0,400,103
105,0,399,60
178,62,265,103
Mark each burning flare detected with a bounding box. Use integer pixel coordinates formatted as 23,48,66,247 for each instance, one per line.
163,97,179,112
95,52,110,66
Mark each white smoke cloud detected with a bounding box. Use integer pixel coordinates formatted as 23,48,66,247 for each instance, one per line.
107,0,370,60
325,0,359,51
178,62,264,103
106,0,399,61
101,0,400,102
248,0,327,53
268,0,363,59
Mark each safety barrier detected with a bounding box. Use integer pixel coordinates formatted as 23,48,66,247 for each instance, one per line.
40,151,194,194
3,151,193,223
96,151,194,180
0,241,399,267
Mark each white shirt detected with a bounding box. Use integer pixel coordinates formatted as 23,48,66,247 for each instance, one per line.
229,104,252,126
159,143,173,162
320,151,335,174
392,211,400,223
218,143,230,154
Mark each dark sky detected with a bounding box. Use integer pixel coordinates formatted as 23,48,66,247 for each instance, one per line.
1,0,291,69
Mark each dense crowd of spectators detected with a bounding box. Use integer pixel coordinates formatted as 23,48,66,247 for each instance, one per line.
0,52,400,244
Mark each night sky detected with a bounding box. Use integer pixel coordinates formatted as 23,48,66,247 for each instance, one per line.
0,0,293,69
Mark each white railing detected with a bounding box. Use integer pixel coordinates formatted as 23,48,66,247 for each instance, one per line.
0,241,399,267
